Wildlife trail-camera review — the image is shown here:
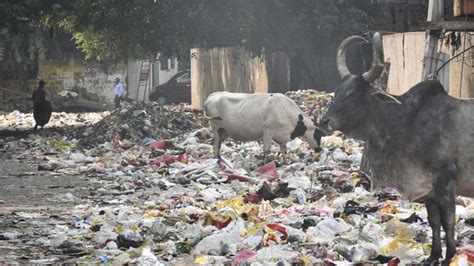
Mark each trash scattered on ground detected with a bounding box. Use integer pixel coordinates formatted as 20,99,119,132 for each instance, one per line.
48,193,80,203
0,94,110,113
1,92,474,264
0,110,108,131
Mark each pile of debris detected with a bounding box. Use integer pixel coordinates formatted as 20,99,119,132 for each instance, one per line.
285,90,333,123
1,90,474,265
70,102,205,148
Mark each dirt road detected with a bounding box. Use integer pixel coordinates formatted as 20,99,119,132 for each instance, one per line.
0,129,102,263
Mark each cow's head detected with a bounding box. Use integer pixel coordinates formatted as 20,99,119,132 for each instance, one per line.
320,32,401,139
291,114,325,151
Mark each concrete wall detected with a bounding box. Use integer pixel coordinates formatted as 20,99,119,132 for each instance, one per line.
191,46,289,108
383,32,473,98
153,56,179,88
38,58,125,103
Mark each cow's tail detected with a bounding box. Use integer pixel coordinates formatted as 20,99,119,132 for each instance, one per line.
203,106,222,120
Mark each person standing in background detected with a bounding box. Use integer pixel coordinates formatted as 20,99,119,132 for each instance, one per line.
31,80,52,130
114,77,124,108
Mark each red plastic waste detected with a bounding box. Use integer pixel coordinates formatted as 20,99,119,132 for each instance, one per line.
256,161,278,181
113,135,121,148
264,223,288,246
233,249,257,266
387,257,400,266
95,167,105,173
203,214,232,229
148,154,188,168
148,140,169,150
244,194,261,204
217,157,232,171
463,249,474,264
227,174,254,183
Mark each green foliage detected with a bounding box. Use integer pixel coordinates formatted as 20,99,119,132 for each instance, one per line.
1,0,388,79
43,0,198,63
42,0,384,63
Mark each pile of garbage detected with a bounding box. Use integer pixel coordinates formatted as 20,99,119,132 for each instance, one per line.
1,90,474,265
68,102,205,148
285,90,333,123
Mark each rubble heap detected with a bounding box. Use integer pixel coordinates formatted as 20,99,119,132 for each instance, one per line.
70,102,205,148
285,90,333,123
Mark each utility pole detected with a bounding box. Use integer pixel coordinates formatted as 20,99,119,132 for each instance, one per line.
422,0,444,80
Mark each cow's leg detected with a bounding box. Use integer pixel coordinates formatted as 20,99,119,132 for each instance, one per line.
262,131,272,163
218,128,228,144
279,143,288,165
437,181,457,263
424,197,442,263
212,127,221,158
440,197,456,264
34,124,38,130
214,128,228,158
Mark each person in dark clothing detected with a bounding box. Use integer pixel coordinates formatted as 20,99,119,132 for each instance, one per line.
32,81,46,103
31,80,52,130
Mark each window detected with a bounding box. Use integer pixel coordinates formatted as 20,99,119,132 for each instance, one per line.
176,72,191,84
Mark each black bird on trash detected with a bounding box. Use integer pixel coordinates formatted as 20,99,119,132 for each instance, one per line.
31,80,52,130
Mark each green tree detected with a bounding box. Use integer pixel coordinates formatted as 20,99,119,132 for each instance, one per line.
3,0,423,89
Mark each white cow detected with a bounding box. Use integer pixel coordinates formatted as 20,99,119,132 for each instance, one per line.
203,91,324,164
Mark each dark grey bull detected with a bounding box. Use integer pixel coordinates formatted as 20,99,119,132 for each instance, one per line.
320,32,474,263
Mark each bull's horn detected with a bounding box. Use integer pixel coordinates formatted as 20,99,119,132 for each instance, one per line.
362,32,384,83
337,35,368,78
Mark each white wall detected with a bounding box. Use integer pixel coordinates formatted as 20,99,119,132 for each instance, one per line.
38,58,125,104
153,56,178,88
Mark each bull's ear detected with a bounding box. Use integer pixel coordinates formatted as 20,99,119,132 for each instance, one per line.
367,85,402,104
371,90,402,104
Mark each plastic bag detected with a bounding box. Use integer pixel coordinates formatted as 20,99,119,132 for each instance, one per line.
315,218,351,236
193,218,245,255
138,247,161,266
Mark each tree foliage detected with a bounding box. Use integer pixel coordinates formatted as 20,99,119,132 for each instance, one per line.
42,0,384,62
3,0,415,87
43,1,197,62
